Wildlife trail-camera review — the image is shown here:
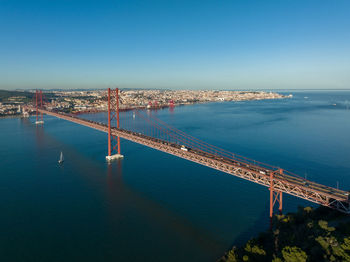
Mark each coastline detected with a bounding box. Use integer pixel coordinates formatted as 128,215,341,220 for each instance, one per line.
0,114,28,119
1,94,291,118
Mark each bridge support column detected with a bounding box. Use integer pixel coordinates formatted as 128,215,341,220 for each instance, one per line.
269,168,283,218
35,90,44,125
106,88,123,161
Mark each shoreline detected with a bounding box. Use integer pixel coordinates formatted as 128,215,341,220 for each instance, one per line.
0,95,290,119
217,205,350,262
0,114,28,119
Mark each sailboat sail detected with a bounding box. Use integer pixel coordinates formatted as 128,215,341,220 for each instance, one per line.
59,151,64,163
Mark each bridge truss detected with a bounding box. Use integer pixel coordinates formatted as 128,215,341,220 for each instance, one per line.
32,88,350,217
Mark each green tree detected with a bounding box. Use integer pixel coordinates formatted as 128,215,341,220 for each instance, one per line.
244,242,266,256
282,246,307,262
331,236,350,261
226,248,238,262
341,237,350,251
315,236,350,260
304,207,313,213
318,220,335,232
316,236,331,255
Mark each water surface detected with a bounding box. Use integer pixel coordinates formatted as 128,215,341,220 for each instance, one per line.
1,90,350,261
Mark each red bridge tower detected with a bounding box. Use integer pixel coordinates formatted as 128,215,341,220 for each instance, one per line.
106,88,124,161
270,168,283,218
35,89,44,125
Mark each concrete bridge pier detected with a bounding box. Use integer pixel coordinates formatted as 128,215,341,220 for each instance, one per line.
106,154,124,161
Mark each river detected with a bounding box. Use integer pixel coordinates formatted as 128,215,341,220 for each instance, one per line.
1,90,350,261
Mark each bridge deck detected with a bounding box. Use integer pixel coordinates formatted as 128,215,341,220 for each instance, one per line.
37,108,350,213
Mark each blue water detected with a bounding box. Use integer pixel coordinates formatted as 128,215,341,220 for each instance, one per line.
1,90,350,261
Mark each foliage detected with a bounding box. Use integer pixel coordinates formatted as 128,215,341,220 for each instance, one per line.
218,205,350,262
244,241,266,256
318,220,335,232
226,248,238,262
0,90,33,102
281,246,307,262
0,90,56,103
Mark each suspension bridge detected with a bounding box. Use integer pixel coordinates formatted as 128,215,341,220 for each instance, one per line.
30,88,350,217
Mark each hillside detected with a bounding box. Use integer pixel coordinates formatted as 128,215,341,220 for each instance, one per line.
0,90,34,102
219,206,350,262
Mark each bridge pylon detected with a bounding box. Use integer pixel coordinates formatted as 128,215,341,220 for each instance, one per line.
269,168,283,218
106,88,124,161
35,90,44,125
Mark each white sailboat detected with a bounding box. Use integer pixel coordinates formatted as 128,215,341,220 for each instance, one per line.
58,151,64,164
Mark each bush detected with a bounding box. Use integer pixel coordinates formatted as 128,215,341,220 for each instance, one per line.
281,246,307,262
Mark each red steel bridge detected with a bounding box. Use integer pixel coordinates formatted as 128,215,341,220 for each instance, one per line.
31,89,350,217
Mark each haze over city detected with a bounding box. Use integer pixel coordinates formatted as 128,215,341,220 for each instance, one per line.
1,0,349,90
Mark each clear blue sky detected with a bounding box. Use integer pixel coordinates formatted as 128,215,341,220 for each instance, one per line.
1,0,349,90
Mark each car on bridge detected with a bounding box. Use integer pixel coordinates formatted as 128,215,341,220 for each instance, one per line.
181,145,188,151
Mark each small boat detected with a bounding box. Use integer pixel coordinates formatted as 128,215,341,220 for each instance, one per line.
58,151,64,164
133,112,135,119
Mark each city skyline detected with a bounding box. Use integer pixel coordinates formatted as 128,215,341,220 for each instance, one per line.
1,0,350,90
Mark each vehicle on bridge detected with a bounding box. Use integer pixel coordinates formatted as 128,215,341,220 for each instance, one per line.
181,145,188,151
30,88,350,217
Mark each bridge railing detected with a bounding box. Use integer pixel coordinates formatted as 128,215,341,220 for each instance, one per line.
34,105,350,215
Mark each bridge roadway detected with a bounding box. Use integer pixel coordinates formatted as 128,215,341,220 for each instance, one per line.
37,108,350,213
